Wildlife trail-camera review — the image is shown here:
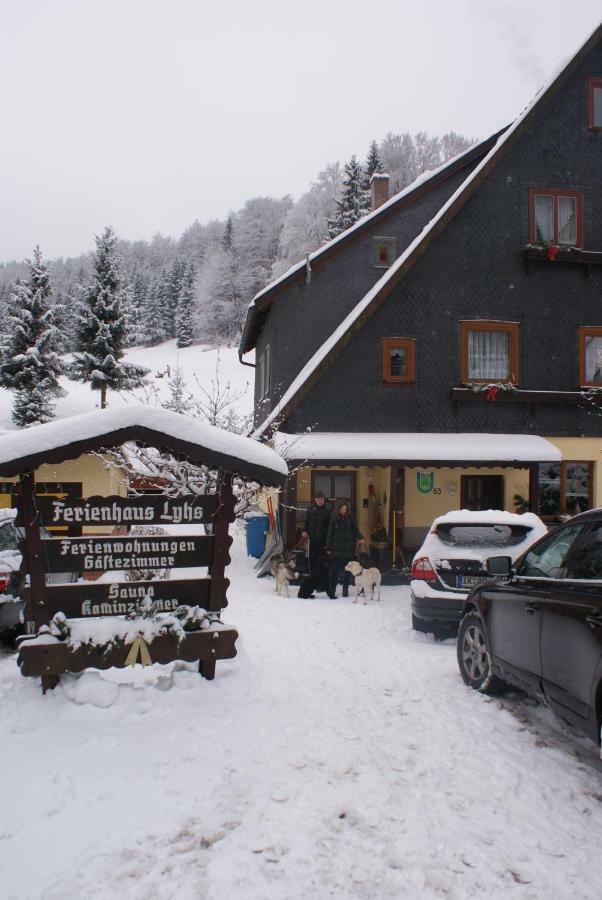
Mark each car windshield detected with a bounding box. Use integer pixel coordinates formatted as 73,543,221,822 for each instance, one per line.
435,524,531,548
0,522,18,552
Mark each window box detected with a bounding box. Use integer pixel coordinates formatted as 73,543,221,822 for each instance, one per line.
528,189,583,247
451,387,583,404
381,338,415,383
579,327,602,387
523,245,602,269
588,78,602,130
460,321,519,385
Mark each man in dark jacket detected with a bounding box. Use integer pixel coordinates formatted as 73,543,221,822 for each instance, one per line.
302,490,332,572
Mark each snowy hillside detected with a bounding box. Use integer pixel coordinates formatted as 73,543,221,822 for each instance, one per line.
0,341,254,432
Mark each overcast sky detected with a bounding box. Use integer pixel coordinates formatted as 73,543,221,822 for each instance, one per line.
1,0,600,262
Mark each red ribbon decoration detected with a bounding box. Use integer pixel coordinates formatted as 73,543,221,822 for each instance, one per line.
486,386,498,401
547,245,560,261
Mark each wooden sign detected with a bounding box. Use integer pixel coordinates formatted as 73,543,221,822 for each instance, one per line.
18,627,239,678
26,577,228,618
40,535,216,573
23,494,218,528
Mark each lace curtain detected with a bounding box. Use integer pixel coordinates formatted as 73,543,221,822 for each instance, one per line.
557,196,576,244
585,335,602,383
468,330,509,380
534,194,576,244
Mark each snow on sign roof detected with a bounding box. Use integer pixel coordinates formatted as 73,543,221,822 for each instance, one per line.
253,22,602,438
0,405,288,485
272,432,561,464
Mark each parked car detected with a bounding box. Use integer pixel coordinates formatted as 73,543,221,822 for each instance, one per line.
0,508,74,642
411,510,547,637
457,508,602,746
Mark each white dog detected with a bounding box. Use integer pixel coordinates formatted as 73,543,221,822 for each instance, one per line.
345,560,382,604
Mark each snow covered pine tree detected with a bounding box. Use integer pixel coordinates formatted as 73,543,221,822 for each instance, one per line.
0,247,65,427
176,262,196,348
328,155,366,239
362,140,384,195
68,227,149,408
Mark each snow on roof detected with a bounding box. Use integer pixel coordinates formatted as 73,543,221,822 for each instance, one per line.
0,405,288,484
272,432,561,463
253,24,601,439
247,135,498,312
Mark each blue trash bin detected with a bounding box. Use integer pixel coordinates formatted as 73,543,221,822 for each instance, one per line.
245,513,270,558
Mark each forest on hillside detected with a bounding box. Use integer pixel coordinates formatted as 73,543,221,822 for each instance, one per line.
0,129,474,350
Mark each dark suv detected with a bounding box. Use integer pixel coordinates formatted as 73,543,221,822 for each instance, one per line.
457,508,602,746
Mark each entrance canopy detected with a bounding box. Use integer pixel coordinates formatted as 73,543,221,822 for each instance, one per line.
0,405,288,486
272,432,561,467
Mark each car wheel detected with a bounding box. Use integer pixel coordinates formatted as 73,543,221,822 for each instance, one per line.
457,612,505,694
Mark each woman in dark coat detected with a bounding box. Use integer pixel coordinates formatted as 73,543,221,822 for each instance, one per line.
325,501,364,598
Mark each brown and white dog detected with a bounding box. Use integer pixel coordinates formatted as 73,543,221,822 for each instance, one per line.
270,553,299,597
344,560,382,604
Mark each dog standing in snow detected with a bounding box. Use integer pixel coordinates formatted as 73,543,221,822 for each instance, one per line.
270,553,299,597
344,560,382,604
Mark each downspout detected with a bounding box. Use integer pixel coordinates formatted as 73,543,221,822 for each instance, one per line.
239,353,256,369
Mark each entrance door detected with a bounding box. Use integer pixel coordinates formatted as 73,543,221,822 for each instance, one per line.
312,471,356,515
461,475,503,511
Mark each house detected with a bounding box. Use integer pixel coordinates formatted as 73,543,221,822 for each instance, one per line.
240,23,602,561
0,452,128,535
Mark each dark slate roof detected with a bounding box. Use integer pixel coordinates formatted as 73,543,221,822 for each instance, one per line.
238,130,506,356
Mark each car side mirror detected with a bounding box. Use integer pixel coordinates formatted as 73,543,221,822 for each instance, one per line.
486,555,513,577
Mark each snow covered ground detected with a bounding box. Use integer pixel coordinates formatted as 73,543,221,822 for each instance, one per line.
1,527,602,900
0,341,254,431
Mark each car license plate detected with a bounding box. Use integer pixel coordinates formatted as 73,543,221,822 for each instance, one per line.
456,575,486,588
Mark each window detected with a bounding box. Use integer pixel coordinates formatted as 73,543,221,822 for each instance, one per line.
257,343,271,399
460,321,519,384
381,338,416,383
538,461,593,518
588,78,602,130
372,237,396,268
518,522,586,579
311,471,356,511
579,327,602,387
460,475,504,511
528,189,583,247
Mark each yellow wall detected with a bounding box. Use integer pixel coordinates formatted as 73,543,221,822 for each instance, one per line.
403,466,529,528
35,455,128,499
297,464,531,530
0,454,128,533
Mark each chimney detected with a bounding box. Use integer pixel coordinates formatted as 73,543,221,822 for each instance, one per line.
370,172,390,211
